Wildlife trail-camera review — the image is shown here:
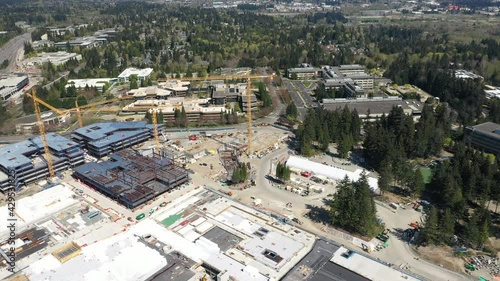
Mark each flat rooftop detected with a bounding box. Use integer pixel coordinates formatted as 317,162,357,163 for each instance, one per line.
146,188,315,280
0,184,78,240
72,121,154,141
0,133,79,169
25,232,167,281
118,67,153,78
467,122,500,139
331,247,420,281
322,98,423,116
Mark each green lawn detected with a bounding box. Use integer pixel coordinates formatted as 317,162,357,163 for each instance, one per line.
302,81,312,88
419,167,432,184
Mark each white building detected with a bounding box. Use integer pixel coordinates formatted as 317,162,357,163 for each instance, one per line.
66,78,114,92
15,110,70,133
0,75,29,100
23,51,82,67
0,184,78,240
118,68,153,82
286,156,379,192
127,86,172,100
24,228,167,281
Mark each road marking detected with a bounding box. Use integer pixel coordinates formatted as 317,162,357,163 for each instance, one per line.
290,82,308,106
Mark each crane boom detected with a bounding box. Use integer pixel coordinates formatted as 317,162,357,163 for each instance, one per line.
32,89,56,178
25,91,68,116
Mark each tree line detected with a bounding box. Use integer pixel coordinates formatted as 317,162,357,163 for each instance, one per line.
296,106,361,157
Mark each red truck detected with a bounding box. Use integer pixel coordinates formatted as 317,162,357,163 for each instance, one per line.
189,135,197,141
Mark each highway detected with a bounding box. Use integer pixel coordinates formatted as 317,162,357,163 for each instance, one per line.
0,31,31,73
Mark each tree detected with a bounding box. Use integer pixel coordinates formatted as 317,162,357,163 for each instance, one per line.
337,133,354,158
378,161,392,195
422,207,440,245
276,162,291,182
130,76,138,90
1,59,8,69
409,169,425,197
330,175,379,237
440,208,455,243
286,102,298,119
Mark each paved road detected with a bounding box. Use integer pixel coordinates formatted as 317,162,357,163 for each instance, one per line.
0,31,31,73
283,79,308,121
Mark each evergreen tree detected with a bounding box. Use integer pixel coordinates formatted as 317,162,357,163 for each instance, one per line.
378,161,392,195
440,208,455,243
337,133,354,159
286,102,298,119
422,207,440,245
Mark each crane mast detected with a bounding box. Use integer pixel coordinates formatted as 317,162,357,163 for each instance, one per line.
32,88,56,178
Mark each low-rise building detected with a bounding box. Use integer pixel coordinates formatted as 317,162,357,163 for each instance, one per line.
126,86,172,100
23,51,82,67
321,65,376,91
465,122,500,155
158,80,190,96
322,97,423,121
123,98,228,124
322,78,365,98
118,68,153,82
0,75,29,100
15,110,70,133
455,69,483,80
287,66,321,79
0,134,84,191
71,121,162,157
336,64,366,76
66,78,114,92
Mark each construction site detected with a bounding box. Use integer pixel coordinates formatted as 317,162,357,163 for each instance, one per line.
74,150,189,209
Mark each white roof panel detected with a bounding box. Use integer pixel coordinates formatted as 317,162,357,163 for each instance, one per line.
286,156,378,191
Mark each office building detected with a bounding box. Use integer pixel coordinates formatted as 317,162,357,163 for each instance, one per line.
465,122,500,155
71,122,163,157
0,75,29,100
15,111,70,133
322,97,423,121
0,134,84,191
118,68,153,82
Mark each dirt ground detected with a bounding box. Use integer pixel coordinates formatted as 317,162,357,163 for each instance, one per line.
416,245,465,273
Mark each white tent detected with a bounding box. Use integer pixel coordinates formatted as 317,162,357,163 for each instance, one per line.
286,156,378,192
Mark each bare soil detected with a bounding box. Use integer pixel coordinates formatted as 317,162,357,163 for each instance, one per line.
416,245,465,273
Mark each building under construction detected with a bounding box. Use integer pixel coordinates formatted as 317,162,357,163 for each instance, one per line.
71,121,164,158
73,150,189,209
0,133,84,192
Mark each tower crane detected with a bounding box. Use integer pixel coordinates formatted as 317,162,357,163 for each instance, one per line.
149,108,162,153
31,88,56,178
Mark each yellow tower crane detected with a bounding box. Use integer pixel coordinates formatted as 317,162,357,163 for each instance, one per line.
150,108,162,153
31,88,56,178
